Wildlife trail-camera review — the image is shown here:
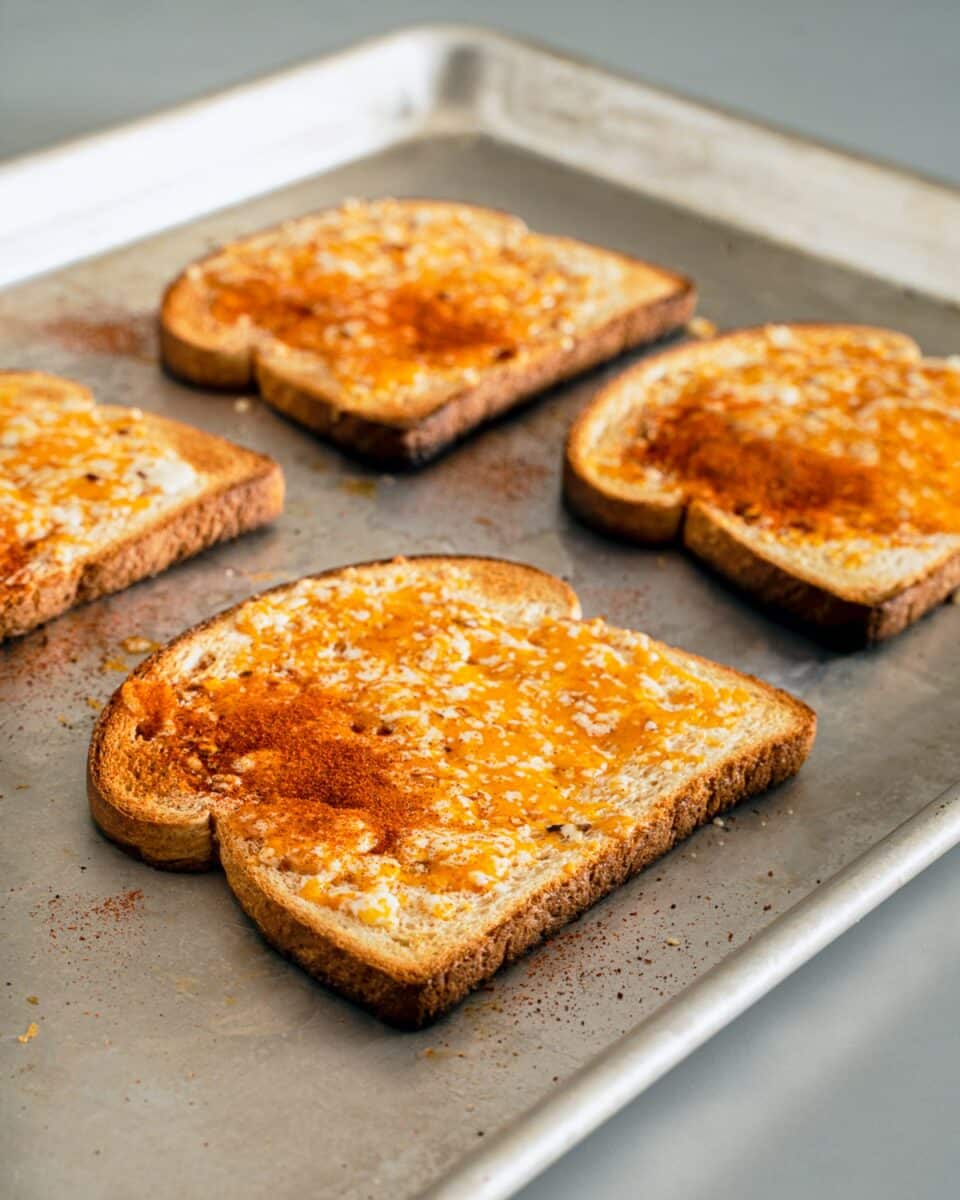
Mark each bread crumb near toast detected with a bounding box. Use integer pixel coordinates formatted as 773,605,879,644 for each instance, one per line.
88,556,814,1027
161,199,696,466
0,371,284,640
686,316,718,339
565,324,960,645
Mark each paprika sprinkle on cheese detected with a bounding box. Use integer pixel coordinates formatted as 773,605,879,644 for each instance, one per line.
596,328,960,541
119,564,755,933
189,199,674,410
0,374,202,605
202,202,592,397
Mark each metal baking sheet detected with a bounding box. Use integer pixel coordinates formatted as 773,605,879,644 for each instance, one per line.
2,27,959,1200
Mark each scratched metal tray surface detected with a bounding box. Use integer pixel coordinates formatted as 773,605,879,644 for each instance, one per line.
2,27,960,1200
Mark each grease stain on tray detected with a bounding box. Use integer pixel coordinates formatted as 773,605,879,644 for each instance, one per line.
445,451,551,503
340,476,379,498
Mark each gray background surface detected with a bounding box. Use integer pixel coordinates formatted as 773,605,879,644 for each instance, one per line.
1,4,958,1200
2,0,959,184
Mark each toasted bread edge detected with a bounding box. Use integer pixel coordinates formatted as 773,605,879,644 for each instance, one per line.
685,502,960,647
160,282,255,390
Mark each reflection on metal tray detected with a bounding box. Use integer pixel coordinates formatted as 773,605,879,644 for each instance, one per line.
1,26,959,1200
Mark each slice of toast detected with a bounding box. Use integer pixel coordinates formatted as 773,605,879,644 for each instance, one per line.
89,555,814,1028
565,324,960,646
161,199,696,467
0,371,284,640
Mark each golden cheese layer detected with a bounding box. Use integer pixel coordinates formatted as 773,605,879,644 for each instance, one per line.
591,327,960,543
122,567,754,933
191,199,665,404
1,375,200,598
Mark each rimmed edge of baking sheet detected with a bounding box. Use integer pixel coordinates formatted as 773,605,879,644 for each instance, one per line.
1,25,959,304
424,783,960,1198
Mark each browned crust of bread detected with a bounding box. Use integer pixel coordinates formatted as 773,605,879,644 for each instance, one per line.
562,454,683,544
685,502,960,649
88,557,813,1027
160,201,697,467
160,299,253,390
564,323,956,645
87,763,215,872
1,401,284,641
